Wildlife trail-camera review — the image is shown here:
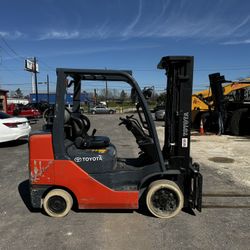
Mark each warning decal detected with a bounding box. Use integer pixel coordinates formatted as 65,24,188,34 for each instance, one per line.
182,138,188,148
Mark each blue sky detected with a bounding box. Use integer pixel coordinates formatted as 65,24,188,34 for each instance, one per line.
0,0,250,95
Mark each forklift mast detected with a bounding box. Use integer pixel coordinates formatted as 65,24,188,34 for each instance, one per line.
158,56,194,162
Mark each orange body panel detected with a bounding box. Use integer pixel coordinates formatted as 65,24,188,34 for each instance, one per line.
29,134,55,185
29,134,139,209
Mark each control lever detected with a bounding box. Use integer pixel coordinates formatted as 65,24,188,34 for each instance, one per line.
92,129,97,136
119,117,126,126
126,114,134,119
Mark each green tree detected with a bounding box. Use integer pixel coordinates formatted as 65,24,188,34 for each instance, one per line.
120,89,127,102
157,92,167,104
14,88,23,98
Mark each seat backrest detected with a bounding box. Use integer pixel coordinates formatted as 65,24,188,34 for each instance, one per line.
70,114,84,138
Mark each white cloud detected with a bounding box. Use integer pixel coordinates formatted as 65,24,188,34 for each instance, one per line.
40,44,160,58
2,2,249,44
39,31,80,40
79,22,111,40
221,39,250,45
0,31,24,39
118,2,250,43
121,12,250,41
38,24,111,40
0,31,8,37
122,0,142,37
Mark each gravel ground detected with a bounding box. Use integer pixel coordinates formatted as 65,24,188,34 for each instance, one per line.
156,125,250,189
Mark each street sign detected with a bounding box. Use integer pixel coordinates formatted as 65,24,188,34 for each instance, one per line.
25,59,39,73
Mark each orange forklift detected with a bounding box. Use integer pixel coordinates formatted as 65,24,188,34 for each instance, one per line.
29,56,202,219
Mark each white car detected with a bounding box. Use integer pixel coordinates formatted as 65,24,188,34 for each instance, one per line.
0,111,31,143
155,109,165,121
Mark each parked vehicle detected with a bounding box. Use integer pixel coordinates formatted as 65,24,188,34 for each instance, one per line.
0,111,31,143
153,104,165,113
26,101,51,114
90,105,116,114
7,103,41,119
155,109,165,121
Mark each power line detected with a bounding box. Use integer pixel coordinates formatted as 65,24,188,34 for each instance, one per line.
195,67,250,72
0,35,25,60
0,64,23,73
0,45,14,58
0,66,24,72
0,45,22,63
132,66,250,72
0,37,249,74
2,83,31,85
39,59,55,71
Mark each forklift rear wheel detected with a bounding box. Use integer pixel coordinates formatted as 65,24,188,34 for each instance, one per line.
43,189,73,218
146,180,184,219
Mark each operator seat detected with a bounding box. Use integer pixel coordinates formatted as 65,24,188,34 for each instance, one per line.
65,109,110,149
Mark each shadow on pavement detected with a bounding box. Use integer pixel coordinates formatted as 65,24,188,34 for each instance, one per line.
0,139,28,148
18,179,40,213
73,208,135,215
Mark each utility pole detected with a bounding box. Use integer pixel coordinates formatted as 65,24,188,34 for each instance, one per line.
105,67,108,104
94,89,97,105
34,57,38,104
47,74,50,103
105,80,108,103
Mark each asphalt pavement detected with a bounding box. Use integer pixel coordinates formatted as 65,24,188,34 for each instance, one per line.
0,114,249,250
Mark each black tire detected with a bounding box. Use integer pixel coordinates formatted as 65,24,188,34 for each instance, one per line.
91,111,96,115
43,189,73,218
13,109,20,116
229,108,248,136
109,110,114,114
146,180,184,219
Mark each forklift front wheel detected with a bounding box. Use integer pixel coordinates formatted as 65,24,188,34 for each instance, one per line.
146,180,184,219
43,189,73,218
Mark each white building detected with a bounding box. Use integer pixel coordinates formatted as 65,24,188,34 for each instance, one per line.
7,98,29,105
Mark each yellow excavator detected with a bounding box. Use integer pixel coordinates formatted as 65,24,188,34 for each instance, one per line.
192,76,250,135
192,78,250,110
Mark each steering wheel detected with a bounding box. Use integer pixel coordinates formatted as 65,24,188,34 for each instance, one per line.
119,115,134,126
119,115,154,160
119,114,149,149
119,115,145,135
